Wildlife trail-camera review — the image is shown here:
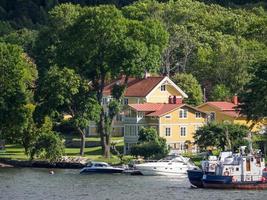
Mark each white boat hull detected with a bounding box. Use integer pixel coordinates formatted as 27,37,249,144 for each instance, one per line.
135,164,189,176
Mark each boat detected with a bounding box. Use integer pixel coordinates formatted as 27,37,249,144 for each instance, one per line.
187,151,233,188
188,147,267,189
135,155,197,176
80,161,125,174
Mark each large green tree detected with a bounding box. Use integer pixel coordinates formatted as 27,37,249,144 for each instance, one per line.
52,4,168,158
34,66,101,156
194,122,249,151
239,60,267,121
0,42,37,142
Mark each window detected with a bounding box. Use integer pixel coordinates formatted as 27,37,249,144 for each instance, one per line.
102,97,108,105
209,112,216,121
137,112,144,118
165,127,171,136
180,126,187,136
165,115,171,119
195,112,202,118
124,98,128,105
160,85,166,91
179,109,188,118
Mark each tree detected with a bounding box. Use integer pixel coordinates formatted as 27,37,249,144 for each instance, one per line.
29,117,64,162
53,5,168,158
130,127,169,159
210,84,232,101
194,122,249,151
239,60,267,121
0,42,37,142
171,73,203,106
34,66,101,156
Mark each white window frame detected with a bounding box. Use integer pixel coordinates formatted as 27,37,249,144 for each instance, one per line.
160,85,166,91
180,126,187,137
165,127,171,136
195,112,202,118
179,109,188,119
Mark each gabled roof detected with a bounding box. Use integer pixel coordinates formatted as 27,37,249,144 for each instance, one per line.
198,101,240,118
128,103,206,117
103,76,188,98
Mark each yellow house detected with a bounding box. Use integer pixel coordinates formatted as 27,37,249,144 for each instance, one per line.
125,102,207,154
88,75,207,154
88,75,188,136
197,99,265,132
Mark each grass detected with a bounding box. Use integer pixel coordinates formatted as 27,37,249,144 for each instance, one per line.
0,137,126,165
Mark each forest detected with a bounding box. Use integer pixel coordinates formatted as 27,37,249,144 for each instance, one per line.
0,0,266,159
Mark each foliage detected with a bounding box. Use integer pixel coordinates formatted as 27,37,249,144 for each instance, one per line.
171,73,203,106
0,28,38,54
194,122,249,151
210,84,232,101
47,4,168,158
0,42,37,142
29,117,64,162
34,66,101,155
239,60,267,121
130,127,169,159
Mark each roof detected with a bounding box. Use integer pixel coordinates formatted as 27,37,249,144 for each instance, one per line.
128,103,206,117
103,76,164,97
199,101,240,118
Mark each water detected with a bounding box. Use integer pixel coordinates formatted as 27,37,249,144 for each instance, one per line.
0,168,267,200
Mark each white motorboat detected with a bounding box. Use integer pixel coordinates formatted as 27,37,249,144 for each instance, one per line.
135,155,197,176
80,161,125,174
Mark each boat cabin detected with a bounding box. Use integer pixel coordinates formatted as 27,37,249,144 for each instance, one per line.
215,154,265,182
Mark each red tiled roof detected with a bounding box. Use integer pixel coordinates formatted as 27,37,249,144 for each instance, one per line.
205,101,240,117
103,76,165,97
128,103,164,112
146,104,183,116
206,102,238,111
128,103,184,117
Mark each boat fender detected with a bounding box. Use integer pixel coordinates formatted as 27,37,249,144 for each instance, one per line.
223,171,230,176
232,176,237,182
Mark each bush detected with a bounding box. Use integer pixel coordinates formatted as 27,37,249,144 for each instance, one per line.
130,127,169,159
29,131,64,162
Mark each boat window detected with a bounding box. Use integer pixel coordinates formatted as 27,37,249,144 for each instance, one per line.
256,158,261,167
86,162,93,167
246,159,251,171
236,167,239,171
251,158,254,162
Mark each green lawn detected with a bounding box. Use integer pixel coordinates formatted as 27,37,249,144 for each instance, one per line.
0,137,126,165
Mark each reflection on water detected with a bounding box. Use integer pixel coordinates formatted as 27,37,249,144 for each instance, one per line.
0,168,267,200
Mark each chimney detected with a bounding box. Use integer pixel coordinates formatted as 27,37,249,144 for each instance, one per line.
173,96,177,104
144,71,150,79
175,96,183,104
232,95,238,105
168,96,173,104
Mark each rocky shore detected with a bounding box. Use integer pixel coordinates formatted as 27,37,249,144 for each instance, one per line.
0,157,88,169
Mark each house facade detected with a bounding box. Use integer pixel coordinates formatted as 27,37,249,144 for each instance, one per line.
87,75,207,154
124,102,207,154
197,97,265,132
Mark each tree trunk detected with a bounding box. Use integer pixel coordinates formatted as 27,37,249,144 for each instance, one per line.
77,128,86,156
104,134,110,158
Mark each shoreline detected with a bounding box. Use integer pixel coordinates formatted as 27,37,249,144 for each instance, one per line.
0,158,85,169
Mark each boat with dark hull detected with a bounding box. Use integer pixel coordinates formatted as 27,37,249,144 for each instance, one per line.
202,174,267,190
80,161,124,174
188,147,267,190
187,152,232,188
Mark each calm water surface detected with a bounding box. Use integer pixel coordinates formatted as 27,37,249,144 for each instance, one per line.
1,168,267,200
